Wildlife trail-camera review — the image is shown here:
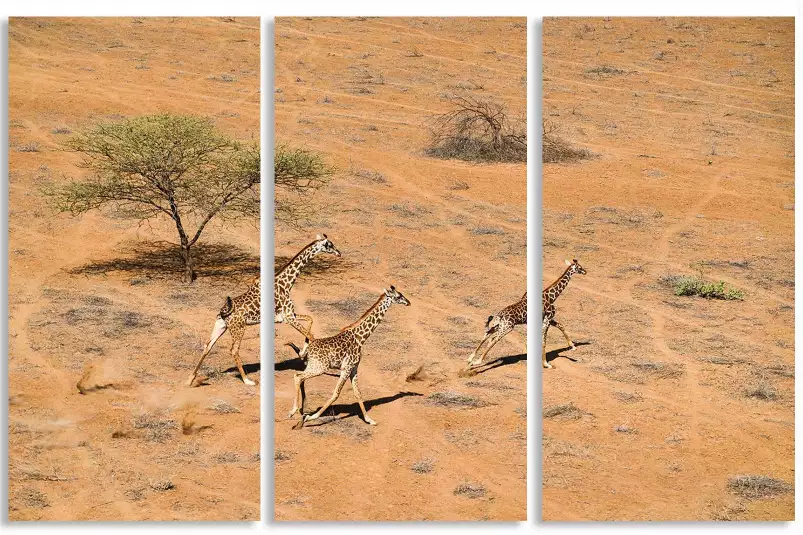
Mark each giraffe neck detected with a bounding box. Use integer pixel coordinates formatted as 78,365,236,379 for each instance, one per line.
344,295,392,347
276,241,320,292
545,266,575,303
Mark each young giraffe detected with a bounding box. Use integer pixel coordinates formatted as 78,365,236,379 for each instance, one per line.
466,292,527,369
542,258,586,369
187,275,261,387
275,234,341,338
287,286,411,427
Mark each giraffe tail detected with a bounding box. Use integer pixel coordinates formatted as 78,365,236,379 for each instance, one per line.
219,296,234,319
286,338,310,361
485,315,501,334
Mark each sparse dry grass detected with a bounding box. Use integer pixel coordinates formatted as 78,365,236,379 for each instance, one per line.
453,482,487,499
727,475,792,499
427,391,486,409
543,402,581,419
411,458,435,474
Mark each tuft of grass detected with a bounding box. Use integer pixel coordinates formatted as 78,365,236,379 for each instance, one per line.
453,483,486,499
427,391,486,409
275,450,292,463
743,374,778,401
149,479,175,491
613,390,643,403
208,73,237,82
17,142,40,152
51,126,72,135
447,179,470,191
411,458,435,474
18,488,49,508
662,275,744,300
209,399,240,414
470,226,505,236
727,475,792,499
133,413,177,443
543,402,581,419
585,65,626,76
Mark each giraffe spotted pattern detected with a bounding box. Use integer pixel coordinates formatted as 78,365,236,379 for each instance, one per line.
542,258,586,369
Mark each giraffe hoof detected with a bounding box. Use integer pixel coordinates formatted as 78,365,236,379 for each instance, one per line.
543,363,553,369
242,377,256,386
569,345,577,351
365,418,377,426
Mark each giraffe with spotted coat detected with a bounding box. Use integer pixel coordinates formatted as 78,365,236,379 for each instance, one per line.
542,258,586,369
287,286,411,427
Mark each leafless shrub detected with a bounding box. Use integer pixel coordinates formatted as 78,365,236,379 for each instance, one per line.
543,120,594,163
447,179,470,191
727,475,792,499
426,96,525,163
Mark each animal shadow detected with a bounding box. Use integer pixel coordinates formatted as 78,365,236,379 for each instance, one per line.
464,352,527,376
301,391,423,427
545,340,592,366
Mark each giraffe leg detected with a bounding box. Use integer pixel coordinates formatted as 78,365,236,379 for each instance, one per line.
301,370,349,426
550,318,576,350
187,318,227,386
229,325,256,386
287,316,313,339
350,371,376,425
468,332,492,366
542,320,552,369
471,325,512,368
289,368,322,418
294,314,314,339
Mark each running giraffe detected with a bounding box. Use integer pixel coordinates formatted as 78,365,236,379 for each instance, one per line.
542,258,586,369
466,292,527,369
275,234,341,338
287,286,411,427
187,275,261,386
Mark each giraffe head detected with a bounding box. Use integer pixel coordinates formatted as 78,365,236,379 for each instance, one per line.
385,285,411,306
564,258,587,275
315,234,341,257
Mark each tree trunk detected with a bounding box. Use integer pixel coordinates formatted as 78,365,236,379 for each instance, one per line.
180,244,195,284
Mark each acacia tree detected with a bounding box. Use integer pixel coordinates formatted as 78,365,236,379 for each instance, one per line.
274,142,333,227
47,114,260,283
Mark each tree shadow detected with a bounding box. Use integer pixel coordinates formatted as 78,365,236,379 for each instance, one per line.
467,352,527,375
70,240,259,282
545,340,592,366
274,254,358,281
301,391,423,427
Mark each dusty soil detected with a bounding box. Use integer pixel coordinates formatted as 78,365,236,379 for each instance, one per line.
543,17,794,521
273,17,526,521
8,17,260,520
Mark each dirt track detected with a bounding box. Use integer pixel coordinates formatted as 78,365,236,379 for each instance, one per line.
8,17,260,520
273,17,527,521
542,17,794,521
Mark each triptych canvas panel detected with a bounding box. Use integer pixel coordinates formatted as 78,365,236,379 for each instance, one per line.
5,14,794,524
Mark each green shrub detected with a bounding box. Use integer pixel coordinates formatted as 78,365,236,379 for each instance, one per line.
671,276,744,300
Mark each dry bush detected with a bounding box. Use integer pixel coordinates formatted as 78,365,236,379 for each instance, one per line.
426,96,525,163
727,475,792,499
453,483,487,499
543,402,581,419
411,458,435,474
543,120,594,163
426,391,486,409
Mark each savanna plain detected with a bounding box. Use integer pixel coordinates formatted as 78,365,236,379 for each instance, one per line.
543,17,794,521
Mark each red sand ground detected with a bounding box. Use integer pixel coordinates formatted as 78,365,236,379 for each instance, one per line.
273,17,527,521
8,17,260,520
543,17,794,521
